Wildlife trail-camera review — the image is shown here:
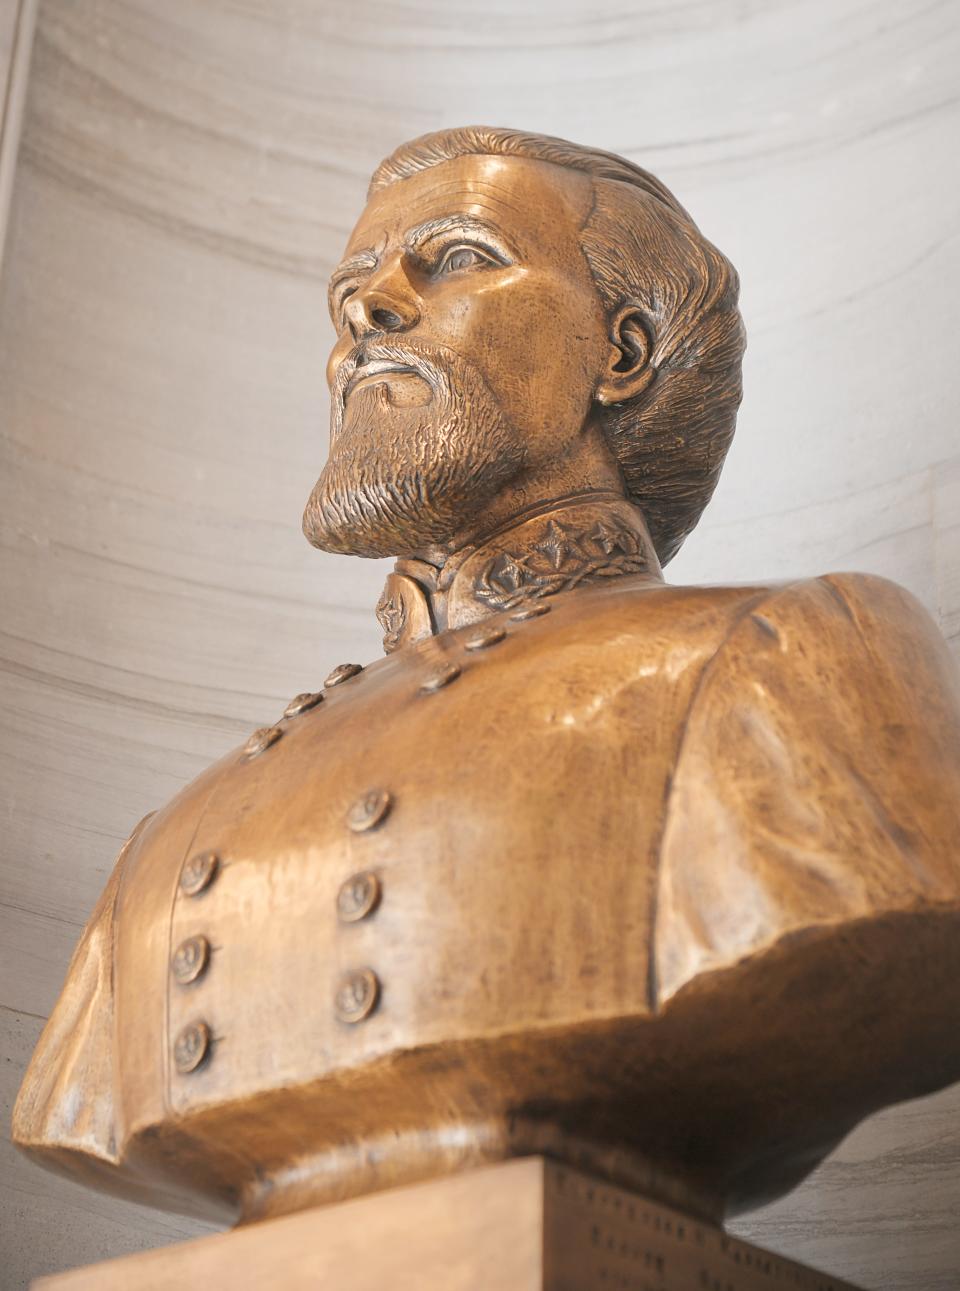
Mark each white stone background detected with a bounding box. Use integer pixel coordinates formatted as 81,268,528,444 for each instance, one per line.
0,0,958,1286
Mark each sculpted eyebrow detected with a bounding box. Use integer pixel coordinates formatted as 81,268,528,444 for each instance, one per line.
406,215,514,254
329,250,378,292
328,250,378,318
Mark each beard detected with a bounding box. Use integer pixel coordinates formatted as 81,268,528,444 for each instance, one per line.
302,340,525,558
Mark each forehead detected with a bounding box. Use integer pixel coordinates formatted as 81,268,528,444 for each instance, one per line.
344,153,595,259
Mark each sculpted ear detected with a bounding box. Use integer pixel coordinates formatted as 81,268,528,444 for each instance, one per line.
596,305,656,407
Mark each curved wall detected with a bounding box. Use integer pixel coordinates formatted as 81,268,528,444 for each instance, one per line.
1,3,958,1287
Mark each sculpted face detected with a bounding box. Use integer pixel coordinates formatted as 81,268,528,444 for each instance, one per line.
303,154,614,559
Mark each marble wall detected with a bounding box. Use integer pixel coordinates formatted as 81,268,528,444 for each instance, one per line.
0,2,958,1287
0,0,35,267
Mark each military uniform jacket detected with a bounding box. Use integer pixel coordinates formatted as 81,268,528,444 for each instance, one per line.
13,526,960,1221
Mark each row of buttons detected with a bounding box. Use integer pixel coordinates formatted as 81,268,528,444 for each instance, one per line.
170,793,390,1072
238,659,357,764
172,663,376,1069
334,780,391,1023
172,846,220,1073
240,600,551,757
169,599,553,1074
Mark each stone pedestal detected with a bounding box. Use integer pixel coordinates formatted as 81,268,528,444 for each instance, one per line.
34,1157,862,1291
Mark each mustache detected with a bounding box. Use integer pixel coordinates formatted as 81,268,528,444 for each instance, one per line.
330,339,467,435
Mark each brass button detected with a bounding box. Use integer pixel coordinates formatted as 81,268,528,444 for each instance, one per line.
335,968,380,1023
283,690,324,719
510,602,551,621
419,662,462,694
173,1020,211,1074
243,726,282,759
337,872,382,923
180,850,219,897
325,662,363,688
172,934,210,985
464,625,506,650
346,788,392,833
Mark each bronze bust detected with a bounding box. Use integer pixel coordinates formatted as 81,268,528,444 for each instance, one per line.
14,127,960,1253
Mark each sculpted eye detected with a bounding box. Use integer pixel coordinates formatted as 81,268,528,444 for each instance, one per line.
437,245,496,275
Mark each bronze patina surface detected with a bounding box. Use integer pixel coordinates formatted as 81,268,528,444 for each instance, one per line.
13,129,960,1253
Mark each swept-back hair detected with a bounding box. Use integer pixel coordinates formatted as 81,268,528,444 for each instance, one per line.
370,126,745,565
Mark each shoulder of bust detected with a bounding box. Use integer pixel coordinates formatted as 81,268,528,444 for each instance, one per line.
727,570,956,686
122,579,776,836
654,568,960,1004
527,571,946,659
126,572,956,851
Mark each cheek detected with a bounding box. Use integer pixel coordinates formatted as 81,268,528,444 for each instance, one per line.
430,272,604,409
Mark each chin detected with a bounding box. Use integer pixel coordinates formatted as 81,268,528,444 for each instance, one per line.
303,392,525,559
302,472,461,559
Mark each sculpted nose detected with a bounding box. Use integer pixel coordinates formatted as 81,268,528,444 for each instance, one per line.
344,261,420,339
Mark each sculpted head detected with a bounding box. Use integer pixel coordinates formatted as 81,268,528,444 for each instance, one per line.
303,126,745,567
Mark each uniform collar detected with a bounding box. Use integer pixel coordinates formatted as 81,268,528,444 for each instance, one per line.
375,492,663,653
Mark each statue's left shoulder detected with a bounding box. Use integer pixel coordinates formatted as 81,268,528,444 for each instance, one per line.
748,569,960,736
653,569,960,1004
813,570,958,688
783,569,955,673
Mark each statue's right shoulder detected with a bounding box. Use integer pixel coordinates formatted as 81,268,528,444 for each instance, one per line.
11,740,236,1193
11,810,152,1170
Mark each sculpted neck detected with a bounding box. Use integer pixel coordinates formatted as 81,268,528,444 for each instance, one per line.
417,416,629,563
375,491,663,653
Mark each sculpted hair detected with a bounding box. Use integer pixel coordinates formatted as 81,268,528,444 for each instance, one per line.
370,126,746,564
